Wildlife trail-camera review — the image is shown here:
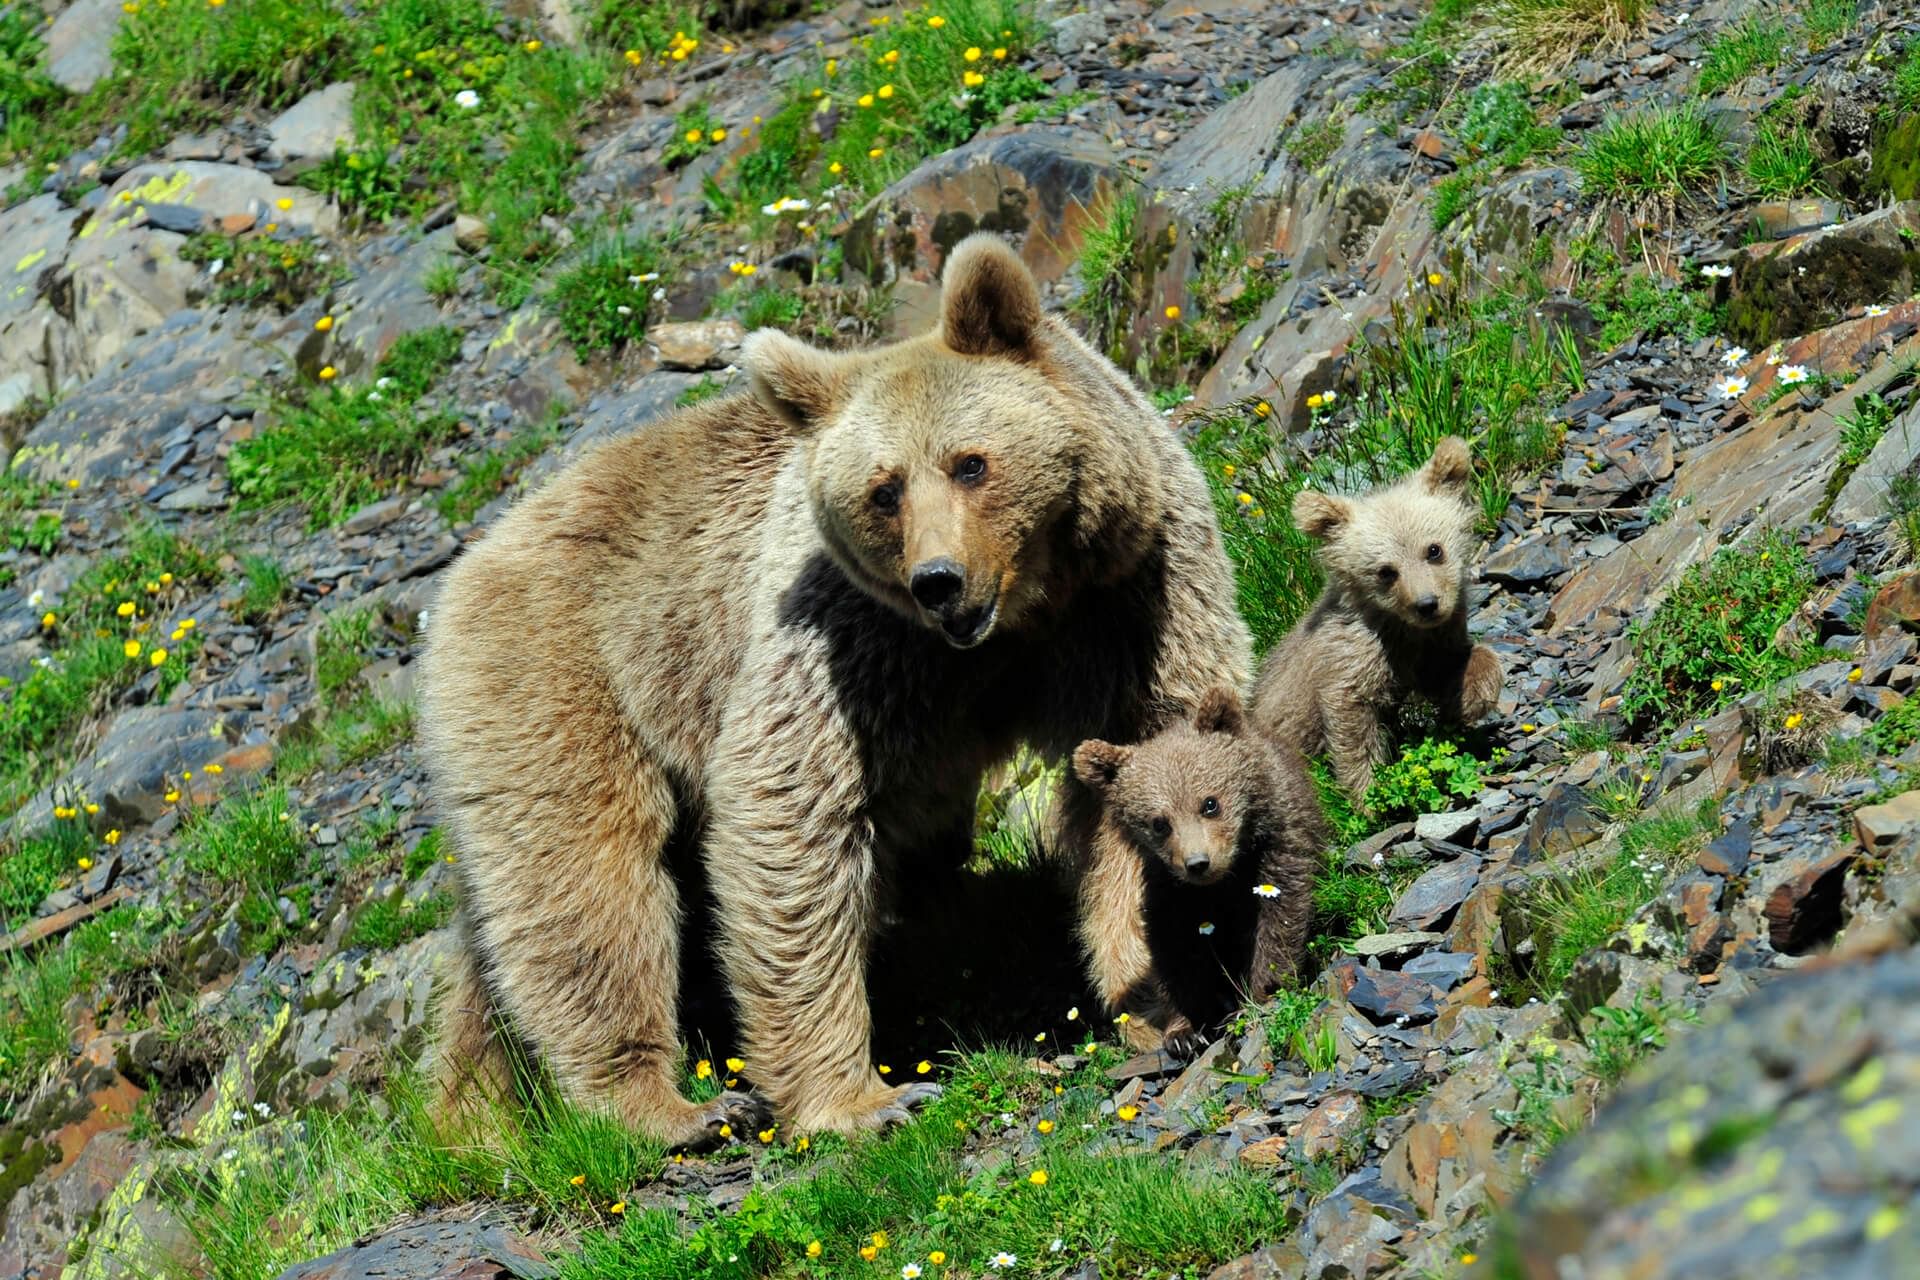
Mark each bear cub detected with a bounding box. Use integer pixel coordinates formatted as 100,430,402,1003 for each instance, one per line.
1073,688,1321,1058
1251,435,1502,803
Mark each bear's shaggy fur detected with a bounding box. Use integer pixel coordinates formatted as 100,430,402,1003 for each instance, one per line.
417,234,1249,1144
1073,688,1321,1058
1250,437,1501,801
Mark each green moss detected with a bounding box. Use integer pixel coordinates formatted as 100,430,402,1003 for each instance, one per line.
1868,114,1920,204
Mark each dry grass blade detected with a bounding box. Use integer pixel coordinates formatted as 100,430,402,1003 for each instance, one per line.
1490,0,1656,75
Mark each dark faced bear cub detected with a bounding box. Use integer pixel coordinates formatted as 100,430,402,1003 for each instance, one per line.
1072,688,1322,1058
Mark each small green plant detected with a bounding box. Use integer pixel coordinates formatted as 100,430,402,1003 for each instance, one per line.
0,9,62,160
346,891,453,950
1493,1036,1578,1158
1619,528,1816,728
1070,192,1139,361
422,257,464,303
1286,117,1342,170
1365,738,1486,821
1292,1019,1340,1074
1745,121,1819,198
1558,718,1616,756
179,233,348,312
676,374,731,407
1585,990,1698,1084
587,0,704,59
182,784,304,896
1012,88,1098,123
314,608,379,704
236,554,292,624
550,229,665,356
1576,103,1727,200
1458,81,1561,165
1,904,156,1114
1802,0,1856,46
1261,990,1325,1063
229,326,462,526
1592,273,1720,347
1894,41,1920,114
305,146,410,224
1870,689,1920,752
1698,13,1789,96
1431,171,1477,230
1836,392,1898,468
663,101,723,167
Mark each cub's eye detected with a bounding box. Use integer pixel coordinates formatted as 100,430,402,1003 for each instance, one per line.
1150,816,1173,839
870,483,900,514
1426,543,1444,563
1377,566,1398,584
955,454,988,484
1200,796,1220,818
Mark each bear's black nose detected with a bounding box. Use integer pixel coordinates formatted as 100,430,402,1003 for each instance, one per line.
910,558,966,611
1414,594,1440,618
1184,854,1211,877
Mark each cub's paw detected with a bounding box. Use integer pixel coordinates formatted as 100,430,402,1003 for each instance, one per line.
1162,1017,1210,1062
860,1081,944,1130
677,1091,773,1152
805,1081,944,1135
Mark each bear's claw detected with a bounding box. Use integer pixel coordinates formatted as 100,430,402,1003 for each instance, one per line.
866,1081,944,1129
673,1090,773,1152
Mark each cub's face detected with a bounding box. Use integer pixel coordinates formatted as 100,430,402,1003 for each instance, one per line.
1073,689,1257,887
1293,437,1479,630
743,234,1104,649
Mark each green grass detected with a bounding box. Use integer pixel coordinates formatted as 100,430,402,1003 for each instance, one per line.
1518,797,1719,999
345,891,453,950
1286,117,1342,170
181,784,304,894
1745,121,1819,197
1837,391,1897,469
1576,103,1727,200
0,9,63,160
1583,990,1696,1084
1895,41,1920,114
1802,0,1856,47
0,904,157,1114
235,554,292,624
178,234,348,312
587,1,705,59
1870,689,1920,752
550,227,668,356
0,816,92,926
422,256,464,303
229,326,462,527
1697,13,1789,97
1457,81,1562,166
1619,527,1816,729
1068,192,1140,362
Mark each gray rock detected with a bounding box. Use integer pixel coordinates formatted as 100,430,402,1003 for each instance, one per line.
1390,858,1482,931
276,1209,553,1280
1049,12,1105,54
1832,398,1920,525
1347,931,1444,961
1403,950,1476,991
45,0,125,93
648,319,745,371
141,203,205,235
1484,534,1572,589
1414,808,1479,845
265,82,358,164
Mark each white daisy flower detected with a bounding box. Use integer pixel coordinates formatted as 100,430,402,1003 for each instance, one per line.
1254,883,1281,898
1778,364,1809,384
1700,264,1733,279
1197,922,1215,935
1721,346,1748,366
901,1266,922,1279
1066,1006,1080,1020
27,589,42,607
989,1254,1018,1270
1714,376,1749,399
454,89,481,110
1866,304,1890,317
616,305,632,316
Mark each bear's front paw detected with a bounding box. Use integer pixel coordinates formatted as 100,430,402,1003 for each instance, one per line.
1162,1016,1210,1062
683,1090,774,1152
802,1081,945,1135
1458,645,1503,722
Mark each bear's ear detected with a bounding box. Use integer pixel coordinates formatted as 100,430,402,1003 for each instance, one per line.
1192,687,1246,736
1421,436,1473,497
1072,740,1131,791
743,329,851,430
1292,490,1352,541
940,233,1043,359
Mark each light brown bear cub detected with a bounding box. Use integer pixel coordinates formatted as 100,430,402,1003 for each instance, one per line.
418,233,1250,1146
1251,437,1501,802
1073,688,1322,1058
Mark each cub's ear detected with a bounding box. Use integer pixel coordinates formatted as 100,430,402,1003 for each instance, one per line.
1192,687,1246,736
940,233,1043,359
1072,740,1131,791
1292,490,1352,541
743,329,851,429
1421,435,1473,497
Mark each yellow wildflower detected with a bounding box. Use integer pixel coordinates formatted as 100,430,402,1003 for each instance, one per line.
929,1251,946,1265
1785,712,1804,730
609,1201,624,1214
151,648,167,666
569,1174,585,1186
1849,666,1864,683
869,147,884,158
1036,1119,1053,1133
524,39,542,52
993,47,1007,59
1222,463,1236,478
319,366,337,380
85,803,99,815
1710,678,1724,692
1427,272,1444,286
807,1241,823,1258
916,1059,933,1073
206,763,222,774
104,829,121,845
123,640,141,659
964,46,981,60
859,93,875,107
878,83,895,99
1164,304,1181,320
861,1246,879,1261
726,1056,744,1072
41,612,55,628
625,49,642,65
79,856,93,870
1255,401,1271,416
315,315,333,332
963,70,985,87
879,1063,892,1074
1029,1170,1049,1185
695,1059,712,1078
758,1127,776,1143
718,1124,732,1138
276,197,293,211
884,49,900,63
826,58,838,75
116,601,135,617
928,15,945,27
686,128,703,143
829,161,843,174
709,128,726,142
1306,393,1324,410
165,790,180,803
872,1232,889,1248
1117,1104,1139,1120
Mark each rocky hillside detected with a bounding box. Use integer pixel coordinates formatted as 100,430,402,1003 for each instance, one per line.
3,0,1920,1277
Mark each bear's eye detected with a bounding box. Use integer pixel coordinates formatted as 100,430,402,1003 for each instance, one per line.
1150,816,1172,840
1377,566,1399,584
1200,796,1220,818
954,454,988,485
870,483,900,514
1426,543,1444,563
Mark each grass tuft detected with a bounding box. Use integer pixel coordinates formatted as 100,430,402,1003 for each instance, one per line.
1576,103,1727,201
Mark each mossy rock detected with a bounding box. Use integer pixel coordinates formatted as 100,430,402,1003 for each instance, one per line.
1723,211,1920,350
1869,113,1920,204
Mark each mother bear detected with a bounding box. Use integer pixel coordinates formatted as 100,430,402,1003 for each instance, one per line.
418,234,1250,1145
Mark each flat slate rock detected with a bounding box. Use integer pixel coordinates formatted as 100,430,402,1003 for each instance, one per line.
276,1211,553,1280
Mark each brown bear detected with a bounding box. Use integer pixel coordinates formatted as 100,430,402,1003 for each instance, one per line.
1250,437,1501,802
1072,687,1322,1059
417,233,1250,1146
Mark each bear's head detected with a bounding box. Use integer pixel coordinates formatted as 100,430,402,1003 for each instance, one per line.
742,234,1164,648
1293,437,1477,631
1072,688,1268,887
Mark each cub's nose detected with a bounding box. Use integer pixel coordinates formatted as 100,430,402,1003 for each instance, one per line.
1414,594,1441,619
910,558,965,611
1184,854,1212,878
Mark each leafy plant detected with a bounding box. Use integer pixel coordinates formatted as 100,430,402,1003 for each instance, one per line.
179,233,348,312
1366,738,1486,820
1619,528,1815,728
236,554,292,624
550,228,665,356
1285,117,1342,170
663,101,724,168
1836,391,1897,468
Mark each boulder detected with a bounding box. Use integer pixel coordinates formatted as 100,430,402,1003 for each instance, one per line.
265,82,358,165
45,0,125,94
1725,202,1920,350
648,318,745,371
276,1209,554,1280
